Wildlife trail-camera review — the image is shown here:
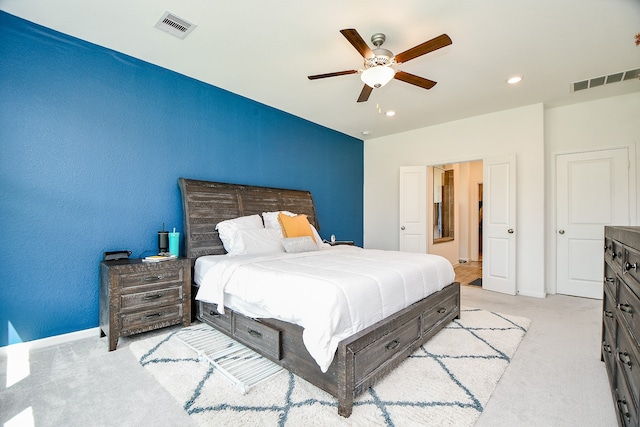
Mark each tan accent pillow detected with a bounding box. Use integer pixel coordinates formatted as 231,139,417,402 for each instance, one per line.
278,213,316,242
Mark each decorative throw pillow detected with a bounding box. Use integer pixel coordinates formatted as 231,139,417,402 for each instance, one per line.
278,213,316,242
281,236,318,253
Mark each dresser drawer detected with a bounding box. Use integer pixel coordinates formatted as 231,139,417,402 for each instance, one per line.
120,286,183,312
623,246,640,290
233,313,281,360
604,262,618,299
422,292,459,335
120,304,184,333
199,301,232,333
119,265,184,288
603,320,617,381
354,315,421,381
615,364,639,427
603,288,618,334
618,281,640,346
617,326,640,414
606,238,625,272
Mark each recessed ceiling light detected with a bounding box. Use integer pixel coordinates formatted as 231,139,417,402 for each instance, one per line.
385,110,396,117
507,76,523,84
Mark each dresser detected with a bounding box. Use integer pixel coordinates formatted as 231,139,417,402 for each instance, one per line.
603,226,640,427
100,258,191,351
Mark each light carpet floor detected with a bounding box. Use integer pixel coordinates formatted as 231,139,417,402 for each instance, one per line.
129,308,530,426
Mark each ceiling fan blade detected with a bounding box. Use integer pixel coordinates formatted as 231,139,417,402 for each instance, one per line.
394,71,437,90
340,29,374,58
307,70,358,80
357,84,373,103
394,34,452,64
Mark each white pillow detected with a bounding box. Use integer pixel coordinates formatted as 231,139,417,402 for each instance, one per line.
216,214,264,253
225,228,284,256
281,236,318,253
262,211,294,229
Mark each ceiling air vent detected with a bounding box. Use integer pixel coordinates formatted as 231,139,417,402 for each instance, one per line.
572,67,640,92
154,11,196,39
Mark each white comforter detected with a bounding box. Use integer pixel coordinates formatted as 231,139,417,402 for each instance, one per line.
194,246,455,372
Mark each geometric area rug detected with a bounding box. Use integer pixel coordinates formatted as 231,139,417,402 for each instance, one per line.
129,308,530,427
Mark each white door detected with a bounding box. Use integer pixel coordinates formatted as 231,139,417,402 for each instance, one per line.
483,154,517,295
399,166,427,253
556,148,629,298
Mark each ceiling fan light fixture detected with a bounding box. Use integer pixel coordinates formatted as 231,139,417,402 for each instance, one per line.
361,66,395,88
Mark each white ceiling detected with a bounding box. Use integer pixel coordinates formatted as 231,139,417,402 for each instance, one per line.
2,0,640,140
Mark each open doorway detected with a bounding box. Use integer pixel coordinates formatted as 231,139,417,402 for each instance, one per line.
426,160,483,286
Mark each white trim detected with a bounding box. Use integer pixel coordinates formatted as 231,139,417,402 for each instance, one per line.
517,289,546,298
0,327,100,356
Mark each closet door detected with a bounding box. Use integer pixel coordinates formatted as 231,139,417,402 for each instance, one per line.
556,148,629,299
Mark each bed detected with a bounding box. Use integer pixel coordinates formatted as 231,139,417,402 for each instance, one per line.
178,177,460,417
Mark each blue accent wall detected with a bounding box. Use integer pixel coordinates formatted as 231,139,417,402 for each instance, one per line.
0,12,363,347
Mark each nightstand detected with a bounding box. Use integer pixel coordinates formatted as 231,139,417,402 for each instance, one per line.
99,258,191,351
328,240,355,246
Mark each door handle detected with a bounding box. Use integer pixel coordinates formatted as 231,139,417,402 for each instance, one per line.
558,229,565,235
507,229,514,234
401,226,405,230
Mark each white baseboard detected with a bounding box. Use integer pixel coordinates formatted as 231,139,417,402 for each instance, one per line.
0,327,101,356
517,289,547,298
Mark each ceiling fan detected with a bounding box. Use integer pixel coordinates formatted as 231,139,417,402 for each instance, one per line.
308,29,452,103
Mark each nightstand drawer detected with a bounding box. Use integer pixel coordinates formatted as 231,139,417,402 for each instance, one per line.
120,286,183,312
120,304,183,332
119,265,184,288
233,314,281,360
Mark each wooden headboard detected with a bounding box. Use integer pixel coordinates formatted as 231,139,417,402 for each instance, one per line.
178,178,319,259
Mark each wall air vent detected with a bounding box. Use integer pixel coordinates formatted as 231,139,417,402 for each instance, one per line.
154,11,196,39
572,67,640,92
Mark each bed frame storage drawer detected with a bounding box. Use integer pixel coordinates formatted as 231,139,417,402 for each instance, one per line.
422,291,459,335
354,316,421,381
199,301,232,333
233,314,282,360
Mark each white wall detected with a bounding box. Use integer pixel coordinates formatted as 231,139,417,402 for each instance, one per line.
364,103,546,297
544,92,640,294
364,92,640,299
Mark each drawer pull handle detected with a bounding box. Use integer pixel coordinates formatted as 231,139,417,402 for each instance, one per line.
604,277,615,283
386,339,400,351
209,310,220,317
602,342,612,355
145,312,163,319
604,310,614,319
144,275,164,281
143,293,164,300
624,262,637,273
437,307,447,314
247,328,263,339
617,351,632,368
617,398,630,421
618,303,634,315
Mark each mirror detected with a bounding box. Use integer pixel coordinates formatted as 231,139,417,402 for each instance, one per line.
433,166,454,243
